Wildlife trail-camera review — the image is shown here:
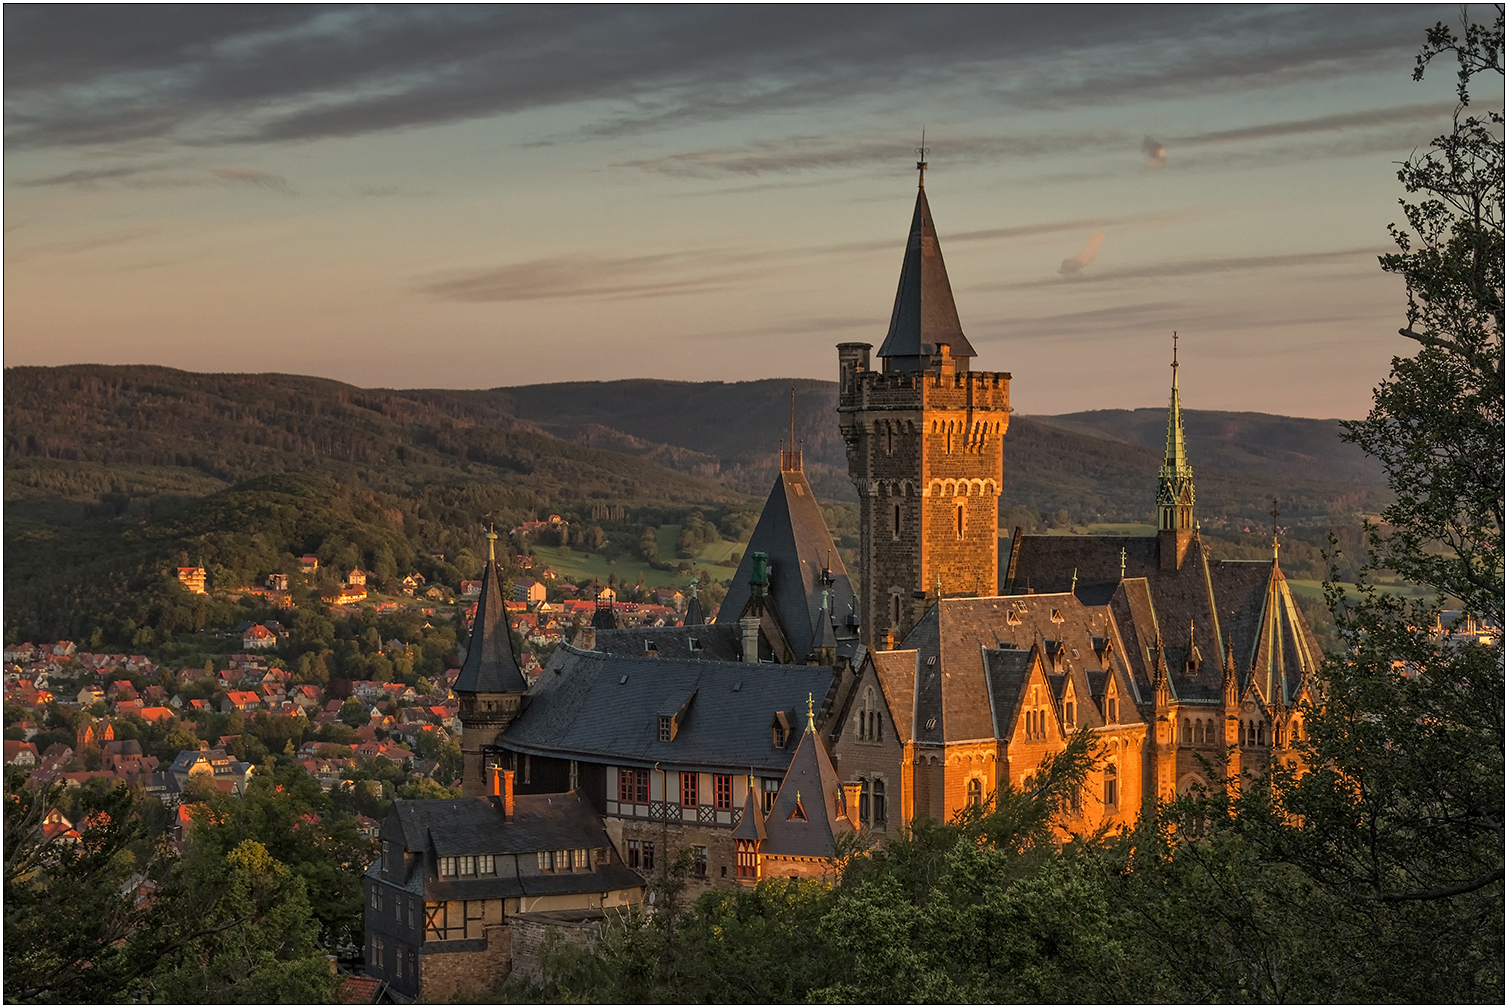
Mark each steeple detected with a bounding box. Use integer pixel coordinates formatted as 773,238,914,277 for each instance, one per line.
683,581,705,627
1157,333,1197,570
876,157,976,372
455,521,529,797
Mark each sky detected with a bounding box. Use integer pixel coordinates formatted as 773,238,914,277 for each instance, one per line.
4,4,1496,418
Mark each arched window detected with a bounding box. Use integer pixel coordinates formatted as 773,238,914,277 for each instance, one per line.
1183,719,1192,744
1103,764,1119,809
967,778,982,806
872,779,887,824
1257,721,1266,746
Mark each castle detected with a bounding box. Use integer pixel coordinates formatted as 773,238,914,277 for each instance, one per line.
366,159,1321,999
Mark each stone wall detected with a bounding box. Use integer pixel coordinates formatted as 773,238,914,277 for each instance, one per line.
507,911,608,983
419,924,510,1003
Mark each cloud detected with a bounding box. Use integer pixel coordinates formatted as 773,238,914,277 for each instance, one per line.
5,228,155,264
984,245,1392,291
418,249,787,302
207,167,293,193
1170,101,1458,147
2,6,1437,149
1142,135,1166,171
1058,233,1105,275
11,163,167,187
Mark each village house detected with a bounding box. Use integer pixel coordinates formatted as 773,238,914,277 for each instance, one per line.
176,566,208,595
242,625,277,650
364,770,644,1002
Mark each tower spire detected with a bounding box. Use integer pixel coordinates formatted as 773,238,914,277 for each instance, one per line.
916,128,928,188
1270,498,1281,564
876,152,976,371
1157,331,1195,535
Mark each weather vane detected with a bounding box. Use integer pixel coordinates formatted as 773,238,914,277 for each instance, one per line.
1269,498,1281,560
916,127,929,186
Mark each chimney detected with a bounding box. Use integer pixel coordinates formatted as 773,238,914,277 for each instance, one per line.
502,769,515,819
572,625,596,651
739,616,760,664
490,764,502,797
841,782,863,825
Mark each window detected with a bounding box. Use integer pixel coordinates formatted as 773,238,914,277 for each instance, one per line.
1104,765,1119,809
680,771,699,808
956,504,965,538
373,934,384,968
736,839,758,878
627,839,641,868
1106,696,1117,722
370,883,379,909
694,846,708,876
407,899,415,927
893,503,901,540
892,593,902,626
439,856,456,877
658,716,673,742
382,840,390,870
773,721,787,748
642,841,655,871
967,778,982,806
762,777,780,814
1183,719,1192,744
714,774,733,810
573,848,588,869
619,768,649,803
523,753,531,784
886,424,895,455
459,855,476,877
859,778,871,824
1066,701,1075,727
478,854,494,876
873,779,887,825
396,942,404,977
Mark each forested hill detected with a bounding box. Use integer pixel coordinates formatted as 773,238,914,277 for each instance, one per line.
4,365,1387,644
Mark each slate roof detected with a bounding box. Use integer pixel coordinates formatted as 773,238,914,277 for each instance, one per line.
380,792,644,900
1004,534,1161,599
875,185,977,367
889,593,1141,744
500,645,838,774
759,721,853,859
716,469,857,662
591,624,741,662
455,550,528,695
683,589,706,627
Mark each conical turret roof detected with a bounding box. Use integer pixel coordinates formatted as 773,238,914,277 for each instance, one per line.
1158,347,1195,507
454,531,528,695
876,185,976,368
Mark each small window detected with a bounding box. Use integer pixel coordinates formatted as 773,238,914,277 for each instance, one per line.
658,716,673,742
680,771,699,808
873,779,887,825
381,840,390,869
478,854,494,876
644,640,658,655
956,504,964,538
773,721,787,748
1066,701,1075,727
627,839,641,869
859,777,870,823
693,846,708,877
689,637,702,651
459,855,476,877
714,774,733,810
1104,765,1119,809
762,778,780,814
573,848,588,869
536,850,553,871
967,778,982,806
642,840,655,871
439,856,456,878
893,503,902,540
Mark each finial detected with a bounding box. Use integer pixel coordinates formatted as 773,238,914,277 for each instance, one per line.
916,127,929,187
485,521,499,562
806,692,815,732
1171,331,1179,386
1119,547,1127,579
935,573,944,599
1071,567,1078,592
1269,498,1281,562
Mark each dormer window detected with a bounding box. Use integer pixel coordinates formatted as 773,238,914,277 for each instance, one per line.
688,637,702,652
771,711,791,748
658,716,673,742
1006,609,1022,626
644,640,658,656
1050,608,1064,624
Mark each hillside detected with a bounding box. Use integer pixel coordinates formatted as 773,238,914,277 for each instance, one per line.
4,365,1386,645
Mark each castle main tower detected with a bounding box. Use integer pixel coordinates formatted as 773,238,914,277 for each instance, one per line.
838,159,1012,647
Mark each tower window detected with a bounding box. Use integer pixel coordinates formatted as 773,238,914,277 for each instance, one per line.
893,502,901,540
956,505,965,539
892,593,902,626
886,424,895,455
967,778,982,806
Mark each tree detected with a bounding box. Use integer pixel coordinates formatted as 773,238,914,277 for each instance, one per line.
1127,12,1505,1003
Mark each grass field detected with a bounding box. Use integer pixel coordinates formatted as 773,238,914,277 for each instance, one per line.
533,525,743,591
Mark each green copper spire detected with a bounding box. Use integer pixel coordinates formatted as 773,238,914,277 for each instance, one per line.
1157,333,1195,533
